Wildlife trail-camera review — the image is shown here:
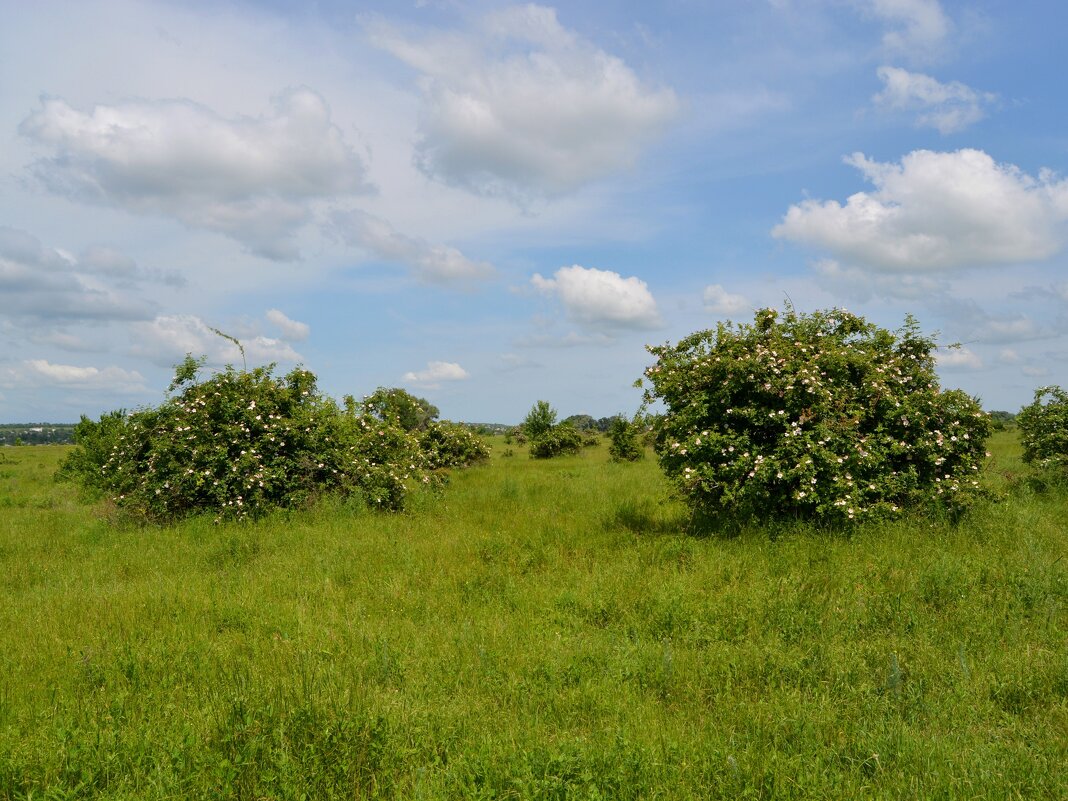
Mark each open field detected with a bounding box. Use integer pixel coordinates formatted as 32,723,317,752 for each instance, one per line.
0,433,1066,799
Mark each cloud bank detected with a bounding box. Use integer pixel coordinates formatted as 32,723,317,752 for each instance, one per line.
19,88,370,260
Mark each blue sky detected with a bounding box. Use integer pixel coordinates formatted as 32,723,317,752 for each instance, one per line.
1,0,1066,424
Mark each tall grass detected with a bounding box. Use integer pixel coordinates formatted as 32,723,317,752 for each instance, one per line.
0,434,1065,799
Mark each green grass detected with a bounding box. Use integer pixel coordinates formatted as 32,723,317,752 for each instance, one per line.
0,434,1066,799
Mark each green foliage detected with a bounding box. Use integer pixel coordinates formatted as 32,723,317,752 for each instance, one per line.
562,414,597,431
988,410,1016,431
359,387,439,432
58,361,431,521
1017,385,1068,477
608,416,644,462
522,400,557,440
54,410,128,493
3,433,1068,800
529,423,583,459
419,421,491,469
641,306,993,525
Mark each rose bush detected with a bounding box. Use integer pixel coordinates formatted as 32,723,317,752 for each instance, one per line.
640,307,992,525
58,357,431,521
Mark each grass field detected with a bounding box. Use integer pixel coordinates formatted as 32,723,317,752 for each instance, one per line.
0,433,1065,799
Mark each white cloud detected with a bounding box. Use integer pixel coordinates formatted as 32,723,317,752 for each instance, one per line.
702,284,750,316
16,359,147,392
998,348,1020,364
812,258,947,301
130,314,302,367
334,210,494,284
531,265,661,330
19,88,370,260
265,309,310,342
935,346,982,370
367,4,677,199
403,360,470,387
1022,365,1049,378
0,227,156,324
774,149,1068,272
866,0,951,57
874,66,995,134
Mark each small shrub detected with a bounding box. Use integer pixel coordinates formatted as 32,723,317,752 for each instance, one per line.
1017,386,1068,478
608,416,644,462
419,421,490,469
640,306,992,525
529,424,583,459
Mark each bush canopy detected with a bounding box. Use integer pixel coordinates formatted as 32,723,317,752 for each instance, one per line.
641,306,992,525
59,358,437,521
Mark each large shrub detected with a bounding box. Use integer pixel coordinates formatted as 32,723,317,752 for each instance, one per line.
58,358,430,521
641,307,992,524
1017,385,1068,477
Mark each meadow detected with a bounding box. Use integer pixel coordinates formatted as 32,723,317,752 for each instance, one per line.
0,432,1065,799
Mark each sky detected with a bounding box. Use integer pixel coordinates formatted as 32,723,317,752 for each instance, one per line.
1,0,1066,424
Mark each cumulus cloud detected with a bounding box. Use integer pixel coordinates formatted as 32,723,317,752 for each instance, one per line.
866,0,951,57
265,309,310,342
531,265,661,330
403,360,470,387
774,149,1068,272
334,210,494,284
874,66,995,133
367,4,677,199
935,346,982,370
10,359,148,392
130,314,302,367
703,284,750,316
19,88,370,260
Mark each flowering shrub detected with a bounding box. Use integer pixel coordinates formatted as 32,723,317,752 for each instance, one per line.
529,424,583,459
1017,385,1068,477
640,307,992,525
58,358,430,521
419,421,490,469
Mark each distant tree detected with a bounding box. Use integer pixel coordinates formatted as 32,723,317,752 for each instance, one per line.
522,401,557,440
562,414,596,431
596,416,622,433
361,388,439,432
987,410,1016,431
